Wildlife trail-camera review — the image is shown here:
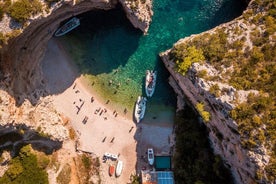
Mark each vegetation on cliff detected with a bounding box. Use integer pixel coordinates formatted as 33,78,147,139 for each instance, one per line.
170,0,276,181
0,0,43,23
0,145,49,184
196,102,211,122
173,108,233,184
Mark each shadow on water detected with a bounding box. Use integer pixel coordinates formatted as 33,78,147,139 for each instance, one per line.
0,124,62,156
59,7,142,76
41,6,142,95
210,0,249,27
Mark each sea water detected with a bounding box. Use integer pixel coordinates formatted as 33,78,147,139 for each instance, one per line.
56,0,246,124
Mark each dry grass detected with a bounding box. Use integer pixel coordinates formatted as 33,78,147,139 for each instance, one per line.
57,163,71,184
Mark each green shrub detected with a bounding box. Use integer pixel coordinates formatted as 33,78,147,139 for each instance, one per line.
130,174,140,184
81,154,91,170
171,45,205,75
0,145,48,184
209,84,220,97
196,102,211,122
0,6,4,21
8,0,42,23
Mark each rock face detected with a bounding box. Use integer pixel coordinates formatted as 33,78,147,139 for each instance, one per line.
0,0,152,105
160,52,258,184
119,0,153,33
161,52,256,183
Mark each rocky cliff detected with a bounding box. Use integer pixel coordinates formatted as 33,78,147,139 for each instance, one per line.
0,0,152,105
161,53,258,184
160,0,275,183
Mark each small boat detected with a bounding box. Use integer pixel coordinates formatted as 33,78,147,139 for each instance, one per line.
115,160,123,177
145,70,157,97
147,148,154,165
109,164,115,176
54,17,80,37
134,96,147,123
103,152,118,161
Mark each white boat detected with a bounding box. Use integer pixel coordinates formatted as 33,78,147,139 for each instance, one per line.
134,96,147,123
54,17,80,37
115,160,123,177
145,70,157,97
147,148,154,165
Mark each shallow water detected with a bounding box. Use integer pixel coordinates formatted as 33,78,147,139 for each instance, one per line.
56,0,246,123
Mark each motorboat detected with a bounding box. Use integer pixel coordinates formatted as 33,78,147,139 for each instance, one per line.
147,148,154,165
54,17,80,37
145,70,157,97
134,96,147,123
115,160,123,177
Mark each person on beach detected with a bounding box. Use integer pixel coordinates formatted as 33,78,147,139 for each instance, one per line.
110,137,115,143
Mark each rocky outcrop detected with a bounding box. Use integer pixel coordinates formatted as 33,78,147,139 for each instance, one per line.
0,89,69,141
0,0,152,105
119,0,153,33
161,52,263,183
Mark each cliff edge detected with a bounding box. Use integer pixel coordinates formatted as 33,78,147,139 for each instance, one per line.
160,0,275,183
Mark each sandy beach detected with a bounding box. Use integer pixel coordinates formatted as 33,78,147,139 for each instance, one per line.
41,39,174,183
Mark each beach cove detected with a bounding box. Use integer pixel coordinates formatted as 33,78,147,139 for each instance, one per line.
40,0,247,183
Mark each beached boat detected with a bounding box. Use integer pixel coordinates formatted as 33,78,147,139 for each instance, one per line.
145,70,157,97
103,152,118,161
147,148,154,165
54,17,80,37
109,164,115,176
134,96,147,123
115,160,123,177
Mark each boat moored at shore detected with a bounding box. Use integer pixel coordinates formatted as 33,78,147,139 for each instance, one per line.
109,164,115,176
134,96,147,123
145,70,157,97
147,148,154,165
115,160,123,177
55,17,80,37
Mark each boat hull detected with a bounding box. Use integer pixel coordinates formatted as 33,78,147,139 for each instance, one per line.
55,17,80,37
115,160,123,177
145,70,157,97
148,148,154,165
109,165,115,176
134,96,147,123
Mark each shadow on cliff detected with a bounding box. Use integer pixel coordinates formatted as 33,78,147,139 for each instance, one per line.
0,124,63,156
41,7,142,95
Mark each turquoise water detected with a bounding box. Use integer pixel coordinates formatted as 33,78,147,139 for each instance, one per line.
155,156,172,170
57,0,246,122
